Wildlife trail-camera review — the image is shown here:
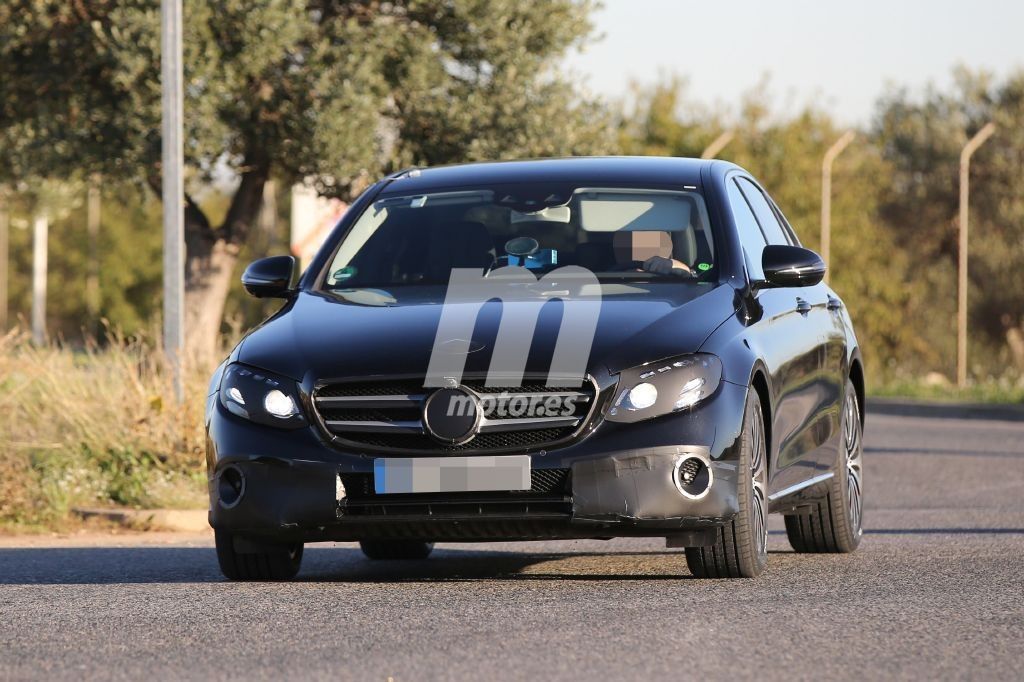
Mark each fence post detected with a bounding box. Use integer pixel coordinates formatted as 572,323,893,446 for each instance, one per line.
820,131,856,283
32,212,48,345
87,174,102,336
700,131,734,160
957,122,997,388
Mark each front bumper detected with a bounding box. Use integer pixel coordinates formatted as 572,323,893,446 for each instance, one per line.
206,381,749,543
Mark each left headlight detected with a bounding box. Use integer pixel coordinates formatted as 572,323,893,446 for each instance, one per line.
606,353,723,423
219,363,307,429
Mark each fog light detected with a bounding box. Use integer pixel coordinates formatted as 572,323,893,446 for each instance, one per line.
218,465,245,509
264,389,297,418
673,455,712,500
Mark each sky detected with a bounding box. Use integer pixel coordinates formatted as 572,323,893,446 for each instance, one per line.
564,0,1024,125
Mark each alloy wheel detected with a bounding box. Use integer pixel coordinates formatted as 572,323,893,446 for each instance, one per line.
844,391,864,536
750,404,768,556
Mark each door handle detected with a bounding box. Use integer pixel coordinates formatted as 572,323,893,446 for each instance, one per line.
796,297,811,314
827,295,843,312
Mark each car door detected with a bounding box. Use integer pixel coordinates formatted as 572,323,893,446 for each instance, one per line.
725,176,824,495
765,189,849,479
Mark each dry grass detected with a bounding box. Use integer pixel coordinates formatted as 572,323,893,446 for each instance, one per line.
0,329,208,531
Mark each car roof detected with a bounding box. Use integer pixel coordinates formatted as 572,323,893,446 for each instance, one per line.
378,156,720,195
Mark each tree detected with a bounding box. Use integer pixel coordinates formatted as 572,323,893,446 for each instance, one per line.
0,0,612,361
875,68,1024,375
2,180,164,340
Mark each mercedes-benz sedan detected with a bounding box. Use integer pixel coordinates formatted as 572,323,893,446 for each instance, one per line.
206,157,865,580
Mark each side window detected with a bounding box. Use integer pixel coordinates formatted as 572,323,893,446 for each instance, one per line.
770,202,801,246
737,178,792,246
726,179,766,279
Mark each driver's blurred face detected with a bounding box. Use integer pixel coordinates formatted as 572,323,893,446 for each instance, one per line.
613,230,673,264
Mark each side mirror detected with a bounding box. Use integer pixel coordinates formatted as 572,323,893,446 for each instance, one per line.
241,256,297,298
760,245,826,288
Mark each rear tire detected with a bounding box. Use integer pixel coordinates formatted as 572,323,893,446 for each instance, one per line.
359,540,435,560
784,378,864,553
685,387,768,578
215,530,304,581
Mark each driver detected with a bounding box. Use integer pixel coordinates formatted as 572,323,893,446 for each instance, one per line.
612,230,693,276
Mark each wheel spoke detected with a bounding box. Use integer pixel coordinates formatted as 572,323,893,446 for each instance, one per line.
848,413,860,453
845,402,857,451
843,391,864,534
752,481,767,555
848,471,862,534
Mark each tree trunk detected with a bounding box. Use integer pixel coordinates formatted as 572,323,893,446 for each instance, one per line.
176,166,268,365
183,236,241,365
1007,323,1024,372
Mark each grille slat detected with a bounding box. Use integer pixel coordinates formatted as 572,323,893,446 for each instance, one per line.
323,419,424,434
477,415,580,432
314,377,597,454
316,394,425,409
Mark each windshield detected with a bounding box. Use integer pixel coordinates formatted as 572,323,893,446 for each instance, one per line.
321,184,716,290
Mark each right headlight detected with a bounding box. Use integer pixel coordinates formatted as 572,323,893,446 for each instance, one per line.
218,363,307,429
606,353,723,423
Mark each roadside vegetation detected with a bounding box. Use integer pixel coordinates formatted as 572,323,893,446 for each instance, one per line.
870,374,1024,404
0,331,207,531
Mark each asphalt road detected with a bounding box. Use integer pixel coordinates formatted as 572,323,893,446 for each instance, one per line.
2,410,1023,681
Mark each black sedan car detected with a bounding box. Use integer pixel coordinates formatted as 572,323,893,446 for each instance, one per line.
207,157,865,580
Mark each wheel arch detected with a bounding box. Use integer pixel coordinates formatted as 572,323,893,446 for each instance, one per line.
748,363,773,475
849,353,866,425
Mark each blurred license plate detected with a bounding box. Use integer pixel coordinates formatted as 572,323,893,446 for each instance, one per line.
373,456,531,494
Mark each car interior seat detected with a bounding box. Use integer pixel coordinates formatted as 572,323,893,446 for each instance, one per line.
426,220,496,281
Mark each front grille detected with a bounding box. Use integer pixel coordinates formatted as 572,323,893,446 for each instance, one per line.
338,468,572,518
314,376,598,454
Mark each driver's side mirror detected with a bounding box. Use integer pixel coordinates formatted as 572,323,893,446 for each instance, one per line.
242,256,298,298
760,245,826,288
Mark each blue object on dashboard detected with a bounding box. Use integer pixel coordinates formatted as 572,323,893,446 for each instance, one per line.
508,249,557,270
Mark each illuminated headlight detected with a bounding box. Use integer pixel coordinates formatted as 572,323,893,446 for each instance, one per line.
219,364,306,429
263,389,298,418
607,354,722,423
624,382,658,410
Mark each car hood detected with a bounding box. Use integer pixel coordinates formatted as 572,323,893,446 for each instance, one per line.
237,283,736,383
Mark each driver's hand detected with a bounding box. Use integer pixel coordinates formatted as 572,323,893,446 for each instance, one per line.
642,256,692,276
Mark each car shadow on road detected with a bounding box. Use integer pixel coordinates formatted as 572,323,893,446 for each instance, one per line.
0,546,694,585
3,528,1022,586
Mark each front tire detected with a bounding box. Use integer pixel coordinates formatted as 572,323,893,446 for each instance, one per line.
215,530,304,581
685,387,768,578
359,540,435,560
784,378,864,553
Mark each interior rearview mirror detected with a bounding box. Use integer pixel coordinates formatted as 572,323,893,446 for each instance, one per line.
760,245,826,288
241,256,298,299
